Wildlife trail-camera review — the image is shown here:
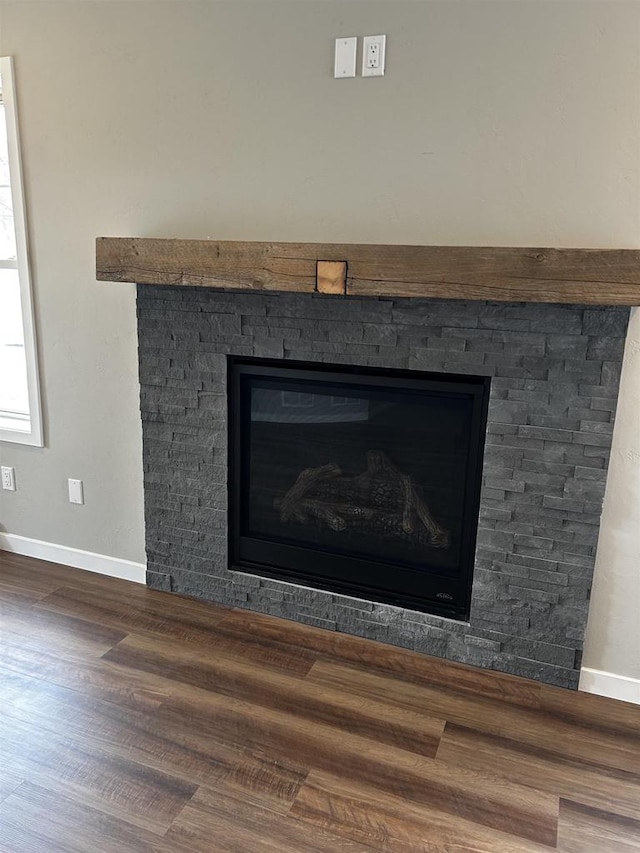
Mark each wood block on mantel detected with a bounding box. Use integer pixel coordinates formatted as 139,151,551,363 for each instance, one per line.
316,261,347,295
96,237,640,305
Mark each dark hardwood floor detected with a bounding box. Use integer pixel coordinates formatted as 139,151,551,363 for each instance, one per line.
1,550,640,852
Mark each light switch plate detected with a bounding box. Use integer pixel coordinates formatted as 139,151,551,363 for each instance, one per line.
68,478,84,505
334,36,357,78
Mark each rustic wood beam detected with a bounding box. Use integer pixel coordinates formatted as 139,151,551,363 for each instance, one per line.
96,238,640,305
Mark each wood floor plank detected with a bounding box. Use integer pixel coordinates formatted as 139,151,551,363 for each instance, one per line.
0,662,308,816
213,751,309,815
436,722,640,822
0,550,141,596
0,768,24,804
290,770,557,853
0,667,230,793
1,551,80,595
0,782,196,853
1,653,308,817
104,632,445,755
540,683,640,738
192,626,319,675
557,799,640,852
0,598,126,658
308,659,640,775
39,584,316,675
144,688,557,846
216,606,541,708
0,712,197,835
166,785,381,853
0,576,52,605
37,583,228,645
0,639,170,712
1,550,221,616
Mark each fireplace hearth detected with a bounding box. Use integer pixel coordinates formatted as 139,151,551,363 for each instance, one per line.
229,358,489,619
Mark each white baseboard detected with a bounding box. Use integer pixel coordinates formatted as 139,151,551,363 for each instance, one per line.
0,532,146,584
579,666,640,705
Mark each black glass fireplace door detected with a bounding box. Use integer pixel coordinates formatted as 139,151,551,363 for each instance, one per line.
229,358,489,620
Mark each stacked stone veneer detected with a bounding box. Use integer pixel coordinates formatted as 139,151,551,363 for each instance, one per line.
137,285,629,688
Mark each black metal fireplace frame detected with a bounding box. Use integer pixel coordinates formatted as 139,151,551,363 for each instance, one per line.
228,356,490,620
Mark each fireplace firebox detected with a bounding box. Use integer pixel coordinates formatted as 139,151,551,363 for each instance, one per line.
229,357,490,619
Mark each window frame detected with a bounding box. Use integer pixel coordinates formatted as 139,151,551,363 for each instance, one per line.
0,55,43,447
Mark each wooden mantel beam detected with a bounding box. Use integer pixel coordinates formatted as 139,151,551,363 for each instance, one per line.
96,237,640,305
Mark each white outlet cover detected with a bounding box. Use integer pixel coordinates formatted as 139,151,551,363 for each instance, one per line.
334,36,357,79
362,34,386,77
1,466,16,491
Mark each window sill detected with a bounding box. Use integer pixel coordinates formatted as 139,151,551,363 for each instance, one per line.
0,411,43,446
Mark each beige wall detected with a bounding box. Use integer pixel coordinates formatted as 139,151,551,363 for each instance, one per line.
0,1,639,680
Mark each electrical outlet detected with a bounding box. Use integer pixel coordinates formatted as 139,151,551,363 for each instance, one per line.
362,34,386,77
68,478,84,505
1,466,16,491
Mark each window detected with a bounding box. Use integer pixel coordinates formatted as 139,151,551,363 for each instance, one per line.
0,56,42,446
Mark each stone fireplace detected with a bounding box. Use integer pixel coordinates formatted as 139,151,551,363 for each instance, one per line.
131,275,628,689
96,237,640,690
